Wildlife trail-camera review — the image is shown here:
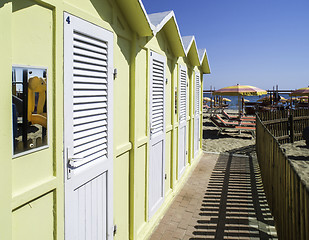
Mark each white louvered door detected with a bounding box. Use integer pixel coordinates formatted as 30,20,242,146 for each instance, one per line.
178,65,187,178
194,72,200,158
148,51,166,219
64,13,113,240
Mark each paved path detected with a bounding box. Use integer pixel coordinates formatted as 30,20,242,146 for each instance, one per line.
149,153,278,240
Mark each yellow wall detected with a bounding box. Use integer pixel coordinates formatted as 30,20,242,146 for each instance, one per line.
133,31,204,239
4,0,134,239
11,2,57,240
0,2,13,240
0,0,206,239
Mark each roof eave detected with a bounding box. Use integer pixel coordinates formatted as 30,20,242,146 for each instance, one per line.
201,49,211,74
187,40,200,66
183,36,200,66
163,18,186,57
149,11,185,57
115,0,153,36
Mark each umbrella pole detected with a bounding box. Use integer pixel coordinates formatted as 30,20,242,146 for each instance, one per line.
238,95,241,117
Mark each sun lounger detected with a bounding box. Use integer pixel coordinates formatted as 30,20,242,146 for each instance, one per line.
209,116,256,137
203,105,223,114
203,105,210,112
222,110,256,121
215,114,256,127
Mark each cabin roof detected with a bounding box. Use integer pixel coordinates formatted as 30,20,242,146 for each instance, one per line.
148,11,185,57
198,48,211,74
115,0,153,36
182,36,200,67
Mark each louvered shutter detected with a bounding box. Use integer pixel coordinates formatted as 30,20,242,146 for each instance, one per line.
72,31,109,167
149,51,166,219
64,13,114,240
150,54,165,136
179,65,187,122
195,72,200,115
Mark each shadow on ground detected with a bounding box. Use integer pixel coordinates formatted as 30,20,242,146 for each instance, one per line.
203,129,253,140
226,144,256,155
189,153,277,240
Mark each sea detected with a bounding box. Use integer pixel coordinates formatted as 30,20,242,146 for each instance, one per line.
203,93,291,110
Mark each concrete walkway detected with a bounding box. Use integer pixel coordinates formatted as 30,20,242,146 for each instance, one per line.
149,153,278,240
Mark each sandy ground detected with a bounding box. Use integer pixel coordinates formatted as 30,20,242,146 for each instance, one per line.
281,140,309,190
202,107,309,190
202,109,256,156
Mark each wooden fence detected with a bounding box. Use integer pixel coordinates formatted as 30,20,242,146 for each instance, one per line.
258,109,309,144
256,113,309,240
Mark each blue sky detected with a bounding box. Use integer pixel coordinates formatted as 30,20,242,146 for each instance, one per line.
142,0,309,91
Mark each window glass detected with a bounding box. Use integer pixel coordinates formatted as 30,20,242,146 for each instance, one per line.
12,66,48,155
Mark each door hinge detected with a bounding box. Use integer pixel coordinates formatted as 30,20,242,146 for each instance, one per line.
113,68,117,80
113,225,117,236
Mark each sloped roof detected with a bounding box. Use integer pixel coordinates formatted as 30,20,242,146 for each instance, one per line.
198,49,211,74
148,11,171,29
148,11,185,57
182,36,200,66
115,0,211,73
115,0,153,36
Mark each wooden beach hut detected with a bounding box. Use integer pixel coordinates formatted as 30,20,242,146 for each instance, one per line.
0,0,210,239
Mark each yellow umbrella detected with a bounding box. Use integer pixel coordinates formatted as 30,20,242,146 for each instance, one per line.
257,95,271,102
298,96,308,102
213,84,267,96
290,87,309,96
213,84,267,116
203,97,213,102
222,97,231,102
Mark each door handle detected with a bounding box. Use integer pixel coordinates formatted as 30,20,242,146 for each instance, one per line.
150,127,155,134
68,157,84,168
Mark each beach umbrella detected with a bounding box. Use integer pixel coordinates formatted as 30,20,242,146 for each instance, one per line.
213,84,267,96
257,95,271,102
213,84,267,116
222,97,231,102
298,96,308,102
243,99,250,102
203,97,213,102
290,87,309,96
290,87,309,108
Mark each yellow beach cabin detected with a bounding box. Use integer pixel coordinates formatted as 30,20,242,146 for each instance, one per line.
0,0,210,239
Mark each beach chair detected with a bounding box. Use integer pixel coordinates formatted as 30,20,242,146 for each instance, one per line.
215,114,256,127
203,104,211,112
222,110,256,122
209,116,256,138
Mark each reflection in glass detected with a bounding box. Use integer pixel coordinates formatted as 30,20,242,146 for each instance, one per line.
12,67,48,155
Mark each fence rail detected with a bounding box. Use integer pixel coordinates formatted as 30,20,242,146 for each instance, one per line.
258,109,309,144
256,112,309,240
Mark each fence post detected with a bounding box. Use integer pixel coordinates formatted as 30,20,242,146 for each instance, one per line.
289,114,294,143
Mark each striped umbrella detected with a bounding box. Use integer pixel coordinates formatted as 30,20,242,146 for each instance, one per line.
222,97,231,102
290,87,309,96
203,97,213,102
298,96,308,102
213,84,267,96
213,84,267,116
257,95,271,102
